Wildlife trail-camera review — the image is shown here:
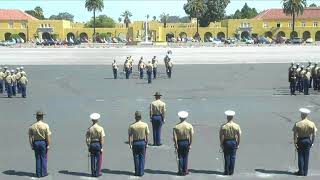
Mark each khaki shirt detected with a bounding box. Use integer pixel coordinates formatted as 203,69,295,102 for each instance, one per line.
139,62,145,69
11,74,16,83
300,69,306,77
152,60,158,68
86,123,105,141
292,118,317,138
173,121,194,140
15,72,21,80
168,61,173,68
146,63,153,71
220,121,241,140
128,121,149,141
5,75,12,84
150,99,166,116
21,71,27,77
305,72,311,80
0,71,4,80
125,62,130,69
19,76,28,85
29,121,51,141
112,63,118,70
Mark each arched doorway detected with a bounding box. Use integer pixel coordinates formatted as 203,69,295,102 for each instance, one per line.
302,31,311,40
217,32,225,40
265,31,273,38
80,32,88,41
18,32,26,42
241,31,250,39
316,31,320,41
277,31,286,38
166,33,174,42
67,32,75,41
290,31,298,38
179,32,187,39
42,32,51,40
204,32,212,42
4,32,12,41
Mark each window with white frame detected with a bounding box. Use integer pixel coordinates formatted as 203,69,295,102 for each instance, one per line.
21,22,27,28
8,21,13,28
263,22,268,28
313,21,318,27
301,21,306,27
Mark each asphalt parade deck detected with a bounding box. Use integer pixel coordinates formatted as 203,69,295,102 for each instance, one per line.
1,47,320,180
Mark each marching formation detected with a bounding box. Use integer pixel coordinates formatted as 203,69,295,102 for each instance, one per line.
288,61,320,95
112,51,174,83
27,92,317,178
0,66,28,98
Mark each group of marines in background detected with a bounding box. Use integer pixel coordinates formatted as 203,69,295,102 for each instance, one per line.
288,61,320,95
0,66,28,98
111,50,173,83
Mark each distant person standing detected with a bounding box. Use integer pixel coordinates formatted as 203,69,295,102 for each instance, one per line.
146,61,153,84
128,111,150,177
28,111,51,178
303,69,311,95
0,67,4,93
311,63,319,90
5,71,12,98
138,57,145,79
173,111,194,176
219,110,241,176
149,92,166,146
112,60,118,79
293,108,317,176
11,70,17,96
152,56,158,79
86,113,105,177
15,67,22,93
289,66,297,95
19,72,28,98
167,60,173,78
124,60,131,79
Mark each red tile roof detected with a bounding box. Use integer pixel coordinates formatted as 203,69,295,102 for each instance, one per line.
0,9,38,21
253,8,320,20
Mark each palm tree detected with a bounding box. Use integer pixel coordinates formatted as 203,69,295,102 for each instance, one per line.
183,0,207,34
282,0,307,38
85,0,104,42
153,16,157,21
160,13,169,28
118,17,122,23
121,10,132,28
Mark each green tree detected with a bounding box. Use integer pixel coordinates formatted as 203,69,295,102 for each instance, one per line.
85,15,115,28
309,3,317,7
160,13,170,28
25,6,45,19
85,0,104,42
118,17,122,23
184,0,208,33
49,12,74,22
153,16,157,21
121,10,132,28
240,3,258,19
282,0,307,38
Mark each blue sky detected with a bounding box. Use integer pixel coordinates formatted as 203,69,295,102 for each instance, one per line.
0,0,319,22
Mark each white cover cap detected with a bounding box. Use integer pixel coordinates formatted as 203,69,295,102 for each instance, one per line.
299,108,311,114
225,110,236,116
90,113,101,120
178,111,188,119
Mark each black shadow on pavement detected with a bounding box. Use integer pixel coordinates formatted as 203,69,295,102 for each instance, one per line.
2,170,35,177
255,169,295,175
101,169,134,176
144,169,177,175
189,169,224,175
58,170,91,177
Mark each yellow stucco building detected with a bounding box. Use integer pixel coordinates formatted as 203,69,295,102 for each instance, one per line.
1,8,320,42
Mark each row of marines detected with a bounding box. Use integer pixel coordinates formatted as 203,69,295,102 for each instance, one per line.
0,66,28,98
288,62,320,95
28,92,317,178
112,54,173,83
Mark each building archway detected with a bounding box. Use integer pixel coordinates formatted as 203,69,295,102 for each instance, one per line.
4,32,12,41
166,33,174,42
18,32,26,42
80,32,88,40
265,31,273,38
179,32,187,39
290,31,298,38
67,32,75,41
316,31,320,41
42,32,51,40
302,31,311,40
204,32,212,42
241,31,250,39
217,32,225,40
277,31,286,38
